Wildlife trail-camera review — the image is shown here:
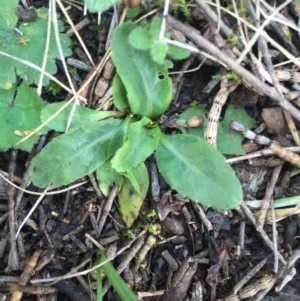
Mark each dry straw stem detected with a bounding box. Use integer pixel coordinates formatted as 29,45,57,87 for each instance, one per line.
37,2,52,95
31,229,147,285
15,185,50,238
226,147,300,164
166,15,300,121
56,0,95,67
204,70,238,148
0,50,85,101
50,0,80,132
205,0,300,67
0,172,86,196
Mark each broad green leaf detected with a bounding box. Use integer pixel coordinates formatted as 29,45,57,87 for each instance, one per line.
127,6,145,18
111,22,172,118
111,117,161,173
107,116,133,157
129,27,153,50
0,83,47,151
165,59,174,69
0,1,17,30
84,0,119,12
97,250,140,301
96,161,123,197
177,105,256,155
167,44,191,60
41,101,120,131
149,17,164,38
29,119,122,189
119,162,149,227
151,41,168,64
112,74,129,112
156,134,242,209
148,17,190,61
0,5,71,88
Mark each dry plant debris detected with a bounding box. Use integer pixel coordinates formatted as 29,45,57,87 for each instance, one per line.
1,0,300,301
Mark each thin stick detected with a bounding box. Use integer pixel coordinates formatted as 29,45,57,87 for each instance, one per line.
205,68,238,148
31,230,147,284
37,2,52,95
16,185,50,238
166,15,300,121
52,0,80,132
0,172,86,196
257,165,283,232
98,185,119,236
7,150,19,270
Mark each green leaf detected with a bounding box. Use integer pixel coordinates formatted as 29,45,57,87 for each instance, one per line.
111,22,172,118
107,116,133,157
84,0,119,12
0,83,47,151
41,101,120,132
111,117,161,173
128,27,153,50
112,74,129,112
177,105,256,155
96,161,123,197
97,250,140,301
96,262,102,300
127,6,145,18
0,6,71,88
0,1,17,29
164,59,174,69
149,17,163,38
151,41,168,64
167,44,191,60
156,134,242,209
119,162,149,227
29,119,122,189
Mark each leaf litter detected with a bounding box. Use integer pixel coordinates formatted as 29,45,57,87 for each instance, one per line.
0,0,300,301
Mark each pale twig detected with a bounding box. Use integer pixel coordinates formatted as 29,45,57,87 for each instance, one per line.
233,256,269,293
56,0,95,67
98,185,119,236
84,233,106,251
51,0,80,132
206,0,300,68
259,0,300,32
0,172,86,196
7,150,18,270
16,185,50,238
166,16,300,121
237,0,294,63
0,50,85,100
257,165,283,232
15,135,47,209
226,147,300,164
37,3,52,95
245,0,300,146
31,230,147,284
205,69,238,148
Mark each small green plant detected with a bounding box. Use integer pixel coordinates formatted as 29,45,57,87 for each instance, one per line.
46,80,62,96
96,250,140,301
25,19,243,227
0,1,245,228
212,71,241,84
172,0,193,23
